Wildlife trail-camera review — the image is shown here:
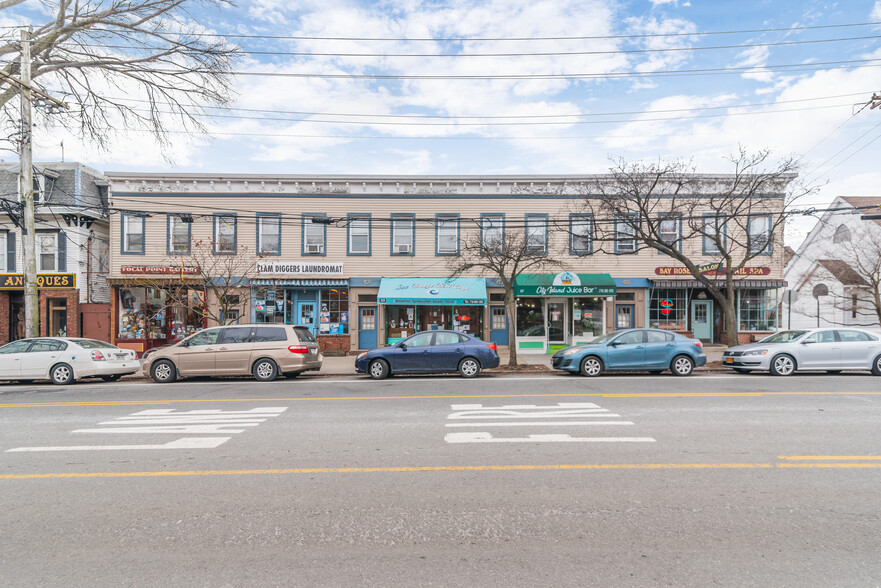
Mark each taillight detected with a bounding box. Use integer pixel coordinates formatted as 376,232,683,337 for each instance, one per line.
694,340,703,349
486,343,497,351
91,350,106,361
288,345,309,354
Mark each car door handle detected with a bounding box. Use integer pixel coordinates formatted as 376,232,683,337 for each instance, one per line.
455,347,463,352
665,344,674,347
422,350,430,354
218,347,228,351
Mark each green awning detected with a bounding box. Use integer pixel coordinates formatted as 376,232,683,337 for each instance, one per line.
515,272,616,297
378,277,487,305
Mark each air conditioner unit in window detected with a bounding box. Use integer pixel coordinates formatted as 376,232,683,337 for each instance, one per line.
306,244,323,254
395,243,412,254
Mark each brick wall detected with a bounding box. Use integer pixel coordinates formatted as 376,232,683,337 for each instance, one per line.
39,289,80,338
0,291,9,344
318,334,350,356
737,332,773,345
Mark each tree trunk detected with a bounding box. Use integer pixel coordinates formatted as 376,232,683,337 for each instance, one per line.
724,288,739,347
505,286,518,366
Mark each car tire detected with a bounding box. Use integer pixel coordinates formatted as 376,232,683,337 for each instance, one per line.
872,354,881,376
671,355,695,377
50,363,75,385
368,359,389,380
252,358,278,382
150,359,177,383
100,374,123,382
579,356,604,377
458,357,481,378
769,354,796,376
733,368,750,374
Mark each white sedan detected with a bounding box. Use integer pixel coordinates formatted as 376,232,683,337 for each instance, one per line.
0,338,140,385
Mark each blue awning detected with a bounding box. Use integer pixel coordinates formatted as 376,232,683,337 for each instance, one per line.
378,277,487,305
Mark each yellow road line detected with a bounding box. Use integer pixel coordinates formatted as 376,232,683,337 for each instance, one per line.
4,461,881,480
2,390,881,409
778,455,881,460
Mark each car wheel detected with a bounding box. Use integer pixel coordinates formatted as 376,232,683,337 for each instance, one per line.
252,358,278,382
368,359,389,380
872,354,881,376
150,360,177,383
671,355,695,377
770,354,796,376
458,357,481,378
579,356,604,377
733,368,750,374
100,374,123,382
50,363,75,385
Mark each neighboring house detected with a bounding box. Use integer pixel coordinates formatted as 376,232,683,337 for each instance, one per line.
0,162,111,343
783,196,881,333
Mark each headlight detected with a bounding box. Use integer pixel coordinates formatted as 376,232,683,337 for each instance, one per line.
743,349,768,356
561,348,582,356
357,352,367,360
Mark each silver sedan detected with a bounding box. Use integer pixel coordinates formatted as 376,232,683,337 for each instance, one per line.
723,328,881,376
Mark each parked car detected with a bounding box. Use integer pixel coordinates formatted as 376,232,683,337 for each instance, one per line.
722,328,881,376
355,330,500,379
142,324,322,383
0,337,140,385
551,328,706,377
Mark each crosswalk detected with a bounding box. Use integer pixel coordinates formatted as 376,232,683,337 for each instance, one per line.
444,402,655,444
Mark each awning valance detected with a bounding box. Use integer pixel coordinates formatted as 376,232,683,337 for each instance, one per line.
378,277,487,305
514,272,616,297
652,279,787,289
251,278,348,287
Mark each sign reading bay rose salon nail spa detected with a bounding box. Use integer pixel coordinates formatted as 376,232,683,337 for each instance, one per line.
256,261,344,276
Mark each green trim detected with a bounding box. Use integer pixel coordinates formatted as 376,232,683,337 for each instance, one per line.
515,272,616,297
518,341,545,349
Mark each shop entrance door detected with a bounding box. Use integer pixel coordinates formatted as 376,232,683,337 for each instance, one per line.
297,302,316,334
691,300,713,341
547,299,566,344
9,293,24,341
358,307,377,349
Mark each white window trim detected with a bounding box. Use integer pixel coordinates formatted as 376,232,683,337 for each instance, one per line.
348,216,370,254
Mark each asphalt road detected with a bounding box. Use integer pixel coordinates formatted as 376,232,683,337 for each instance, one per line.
1,373,880,587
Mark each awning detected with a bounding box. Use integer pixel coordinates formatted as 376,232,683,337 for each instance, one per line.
250,278,348,287
378,277,487,305
652,279,787,289
514,272,616,297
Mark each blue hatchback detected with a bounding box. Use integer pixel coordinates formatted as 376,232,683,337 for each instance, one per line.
355,330,500,379
552,328,707,377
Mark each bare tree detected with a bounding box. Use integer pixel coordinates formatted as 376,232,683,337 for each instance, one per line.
447,222,562,367
824,227,881,328
576,148,813,346
0,0,238,151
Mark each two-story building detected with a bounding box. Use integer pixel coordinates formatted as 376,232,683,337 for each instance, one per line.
106,173,787,355
0,162,111,344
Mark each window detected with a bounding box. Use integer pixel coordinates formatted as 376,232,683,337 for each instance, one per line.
303,214,326,255
836,329,877,342
491,307,507,330
748,214,772,255
614,331,644,345
0,340,31,354
481,214,504,254
214,214,237,254
852,294,858,319
833,224,851,244
703,215,726,255
570,214,592,255
391,215,415,255
573,298,603,337
525,214,548,254
121,213,145,254
320,288,349,334
293,326,317,342
516,297,544,337
646,331,675,343
658,214,681,252
253,326,288,342
28,339,68,352
0,232,6,271
348,214,370,255
38,233,58,271
257,214,281,255
186,329,220,346
812,330,836,343
167,214,191,255
649,288,688,330
435,332,466,346
615,214,637,254
405,332,434,348
218,326,252,344
489,292,506,303
436,214,459,255
738,288,778,332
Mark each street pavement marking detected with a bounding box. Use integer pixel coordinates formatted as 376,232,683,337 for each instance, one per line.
5,438,230,452
444,433,652,443
445,421,631,427
5,462,881,480
778,455,881,460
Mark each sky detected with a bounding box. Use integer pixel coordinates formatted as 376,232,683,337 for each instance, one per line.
3,0,881,247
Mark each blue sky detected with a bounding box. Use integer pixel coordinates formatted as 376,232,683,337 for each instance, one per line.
4,0,881,244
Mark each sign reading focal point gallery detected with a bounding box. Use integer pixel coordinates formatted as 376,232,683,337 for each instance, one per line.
256,261,344,276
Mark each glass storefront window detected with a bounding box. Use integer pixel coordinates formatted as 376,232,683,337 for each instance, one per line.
573,298,604,338
738,288,778,332
118,287,166,340
387,305,416,340
320,288,349,335
649,288,688,330
170,288,205,341
255,288,286,323
47,298,67,337
516,298,545,337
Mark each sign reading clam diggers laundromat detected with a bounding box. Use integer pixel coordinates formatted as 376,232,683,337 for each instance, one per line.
0,273,76,289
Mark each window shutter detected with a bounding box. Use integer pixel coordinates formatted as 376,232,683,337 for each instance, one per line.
57,231,67,272
7,232,15,272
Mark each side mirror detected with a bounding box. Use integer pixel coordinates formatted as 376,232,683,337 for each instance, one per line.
802,339,816,345
608,340,621,347
399,342,407,350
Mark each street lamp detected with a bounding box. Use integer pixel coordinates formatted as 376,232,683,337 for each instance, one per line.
812,283,829,328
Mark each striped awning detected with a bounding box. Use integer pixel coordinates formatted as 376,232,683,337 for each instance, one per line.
250,278,349,287
651,279,787,289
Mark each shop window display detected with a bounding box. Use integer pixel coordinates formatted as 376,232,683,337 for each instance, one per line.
255,288,287,323
319,288,349,335
649,289,688,331
516,298,545,337
738,288,778,332
117,287,166,340
170,288,205,341
573,298,604,338
387,305,416,340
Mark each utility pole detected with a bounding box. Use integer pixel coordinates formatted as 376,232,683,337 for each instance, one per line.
19,28,38,338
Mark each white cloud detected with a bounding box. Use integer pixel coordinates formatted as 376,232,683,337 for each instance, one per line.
872,1,881,20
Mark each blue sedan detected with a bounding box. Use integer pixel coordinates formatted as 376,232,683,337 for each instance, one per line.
355,330,501,379
552,328,707,377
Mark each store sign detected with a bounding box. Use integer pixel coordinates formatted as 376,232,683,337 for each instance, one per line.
121,265,200,275
660,299,673,308
256,261,344,276
0,273,75,289
521,272,615,297
654,266,771,276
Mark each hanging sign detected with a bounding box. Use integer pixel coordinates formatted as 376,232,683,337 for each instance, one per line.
0,273,76,289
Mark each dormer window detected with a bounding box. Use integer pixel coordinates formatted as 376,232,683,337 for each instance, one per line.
833,224,851,244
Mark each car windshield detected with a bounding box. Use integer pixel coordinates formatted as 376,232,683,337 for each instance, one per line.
75,339,118,349
758,331,808,344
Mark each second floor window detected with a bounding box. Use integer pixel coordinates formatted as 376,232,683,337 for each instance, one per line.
658,215,681,252
391,215,414,255
0,232,6,271
168,214,191,255
348,214,370,255
257,214,281,255
703,215,726,255
38,232,62,271
214,214,237,254
303,214,326,255
122,213,144,254
481,214,504,253
615,215,637,254
525,214,548,254
436,215,459,255
748,214,771,255
570,214,592,255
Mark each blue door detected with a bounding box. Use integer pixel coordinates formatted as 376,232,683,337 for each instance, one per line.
297,302,316,334
691,300,712,341
605,330,646,369
490,306,508,346
358,307,377,350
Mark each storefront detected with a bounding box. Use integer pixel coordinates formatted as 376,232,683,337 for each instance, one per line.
513,272,616,354
377,277,487,345
113,284,207,354
0,273,79,343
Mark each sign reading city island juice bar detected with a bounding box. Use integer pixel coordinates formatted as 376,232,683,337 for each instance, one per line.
654,266,771,276
256,262,344,276
0,273,76,289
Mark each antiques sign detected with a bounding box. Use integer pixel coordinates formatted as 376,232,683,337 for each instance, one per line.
0,273,75,289
256,262,344,276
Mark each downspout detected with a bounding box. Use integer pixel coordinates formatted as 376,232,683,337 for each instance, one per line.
86,230,93,303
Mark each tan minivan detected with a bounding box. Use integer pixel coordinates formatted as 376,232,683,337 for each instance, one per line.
143,324,322,383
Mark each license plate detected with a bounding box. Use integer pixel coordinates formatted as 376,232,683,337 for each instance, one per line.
725,357,733,363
